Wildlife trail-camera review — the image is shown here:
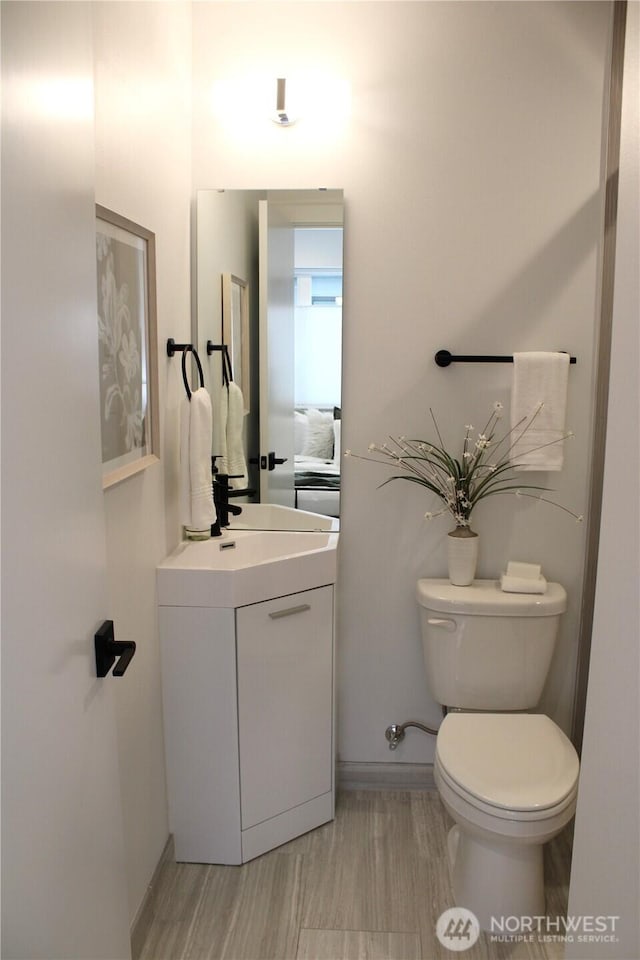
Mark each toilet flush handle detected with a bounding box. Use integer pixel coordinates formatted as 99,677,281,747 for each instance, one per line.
427,617,457,632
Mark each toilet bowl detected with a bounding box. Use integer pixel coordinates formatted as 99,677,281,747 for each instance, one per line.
417,579,580,929
434,712,579,928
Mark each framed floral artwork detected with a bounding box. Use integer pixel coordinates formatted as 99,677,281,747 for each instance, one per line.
96,206,159,488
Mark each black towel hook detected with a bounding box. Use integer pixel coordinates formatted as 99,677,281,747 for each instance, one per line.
166,339,205,400
181,347,205,401
206,341,234,387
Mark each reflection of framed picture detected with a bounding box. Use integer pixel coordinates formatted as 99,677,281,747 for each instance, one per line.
222,273,250,413
96,206,159,488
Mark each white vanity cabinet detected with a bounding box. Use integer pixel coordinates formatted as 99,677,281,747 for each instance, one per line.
158,584,335,865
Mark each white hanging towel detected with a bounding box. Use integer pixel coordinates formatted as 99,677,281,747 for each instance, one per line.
180,387,216,535
510,352,570,471
218,382,249,490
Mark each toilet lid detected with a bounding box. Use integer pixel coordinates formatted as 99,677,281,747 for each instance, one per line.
436,713,579,812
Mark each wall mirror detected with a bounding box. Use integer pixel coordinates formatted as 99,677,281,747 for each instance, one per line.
195,189,343,531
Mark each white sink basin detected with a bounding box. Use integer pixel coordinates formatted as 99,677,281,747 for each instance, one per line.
157,529,338,608
228,502,339,532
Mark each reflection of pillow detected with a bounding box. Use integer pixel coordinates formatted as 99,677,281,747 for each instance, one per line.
333,419,342,464
302,408,334,459
294,411,309,455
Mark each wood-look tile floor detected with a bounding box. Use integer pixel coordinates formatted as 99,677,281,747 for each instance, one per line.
136,790,573,960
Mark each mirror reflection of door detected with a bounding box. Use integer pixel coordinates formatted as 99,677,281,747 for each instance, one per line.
258,198,296,506
195,188,343,528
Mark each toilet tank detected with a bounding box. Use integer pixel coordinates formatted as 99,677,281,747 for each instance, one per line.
417,579,567,711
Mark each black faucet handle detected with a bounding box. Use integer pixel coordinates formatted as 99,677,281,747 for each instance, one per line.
211,472,230,529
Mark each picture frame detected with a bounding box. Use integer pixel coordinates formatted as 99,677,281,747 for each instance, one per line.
95,205,159,489
222,273,250,413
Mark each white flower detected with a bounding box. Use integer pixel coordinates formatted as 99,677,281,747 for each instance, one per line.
351,402,580,527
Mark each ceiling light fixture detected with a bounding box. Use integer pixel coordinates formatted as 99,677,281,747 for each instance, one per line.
272,78,296,126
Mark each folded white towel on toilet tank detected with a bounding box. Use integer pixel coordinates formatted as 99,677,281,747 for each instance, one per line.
500,574,548,594
510,351,570,471
500,561,547,594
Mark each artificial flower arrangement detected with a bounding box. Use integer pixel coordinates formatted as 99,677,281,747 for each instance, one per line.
345,402,583,529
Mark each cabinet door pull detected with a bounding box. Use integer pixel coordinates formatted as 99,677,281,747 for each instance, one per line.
268,603,311,620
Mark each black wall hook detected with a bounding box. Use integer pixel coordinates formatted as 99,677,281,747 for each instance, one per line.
167,337,191,357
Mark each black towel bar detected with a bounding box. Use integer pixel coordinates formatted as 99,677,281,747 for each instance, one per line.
435,349,577,368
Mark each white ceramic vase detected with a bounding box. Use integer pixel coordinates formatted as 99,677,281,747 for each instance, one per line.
447,527,479,586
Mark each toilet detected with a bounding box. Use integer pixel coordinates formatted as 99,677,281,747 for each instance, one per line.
417,578,580,929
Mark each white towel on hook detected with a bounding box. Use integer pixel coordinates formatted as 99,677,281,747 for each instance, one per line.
510,352,570,471
180,387,216,535
218,382,248,491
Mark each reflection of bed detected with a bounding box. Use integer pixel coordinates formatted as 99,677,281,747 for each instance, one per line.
294,455,340,517
294,407,341,517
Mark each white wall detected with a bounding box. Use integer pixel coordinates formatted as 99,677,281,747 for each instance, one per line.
295,228,343,271
566,4,640,957
192,1,612,762
93,0,192,927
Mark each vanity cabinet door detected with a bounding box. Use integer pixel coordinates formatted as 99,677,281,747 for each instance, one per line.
159,605,242,864
236,585,334,830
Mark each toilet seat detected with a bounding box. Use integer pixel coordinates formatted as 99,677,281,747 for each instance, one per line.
436,713,579,820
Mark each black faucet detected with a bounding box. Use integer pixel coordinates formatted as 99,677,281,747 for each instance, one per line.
211,457,228,536
211,457,253,537
212,472,229,531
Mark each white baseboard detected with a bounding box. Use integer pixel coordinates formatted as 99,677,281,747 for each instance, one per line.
131,834,174,960
338,761,436,792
